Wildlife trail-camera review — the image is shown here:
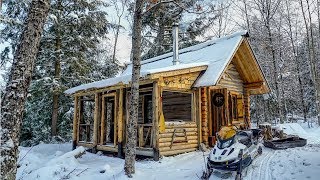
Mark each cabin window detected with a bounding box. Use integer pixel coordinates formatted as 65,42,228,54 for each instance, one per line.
228,93,238,123
162,91,192,122
79,95,95,143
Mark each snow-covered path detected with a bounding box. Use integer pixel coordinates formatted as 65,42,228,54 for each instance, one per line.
246,148,275,180
16,122,320,180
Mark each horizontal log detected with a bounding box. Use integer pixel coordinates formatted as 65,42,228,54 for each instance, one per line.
165,123,197,128
159,132,198,138
159,140,198,147
96,145,118,152
164,128,198,133
136,148,154,157
160,148,198,156
159,136,198,143
77,142,95,148
160,143,198,152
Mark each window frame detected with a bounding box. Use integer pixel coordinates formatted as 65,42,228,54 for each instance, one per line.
161,90,195,123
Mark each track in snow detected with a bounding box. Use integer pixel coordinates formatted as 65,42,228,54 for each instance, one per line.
246,148,275,180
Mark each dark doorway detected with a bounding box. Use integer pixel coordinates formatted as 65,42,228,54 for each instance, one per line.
101,95,116,146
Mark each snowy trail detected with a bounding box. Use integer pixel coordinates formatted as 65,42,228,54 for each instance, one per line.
245,147,275,180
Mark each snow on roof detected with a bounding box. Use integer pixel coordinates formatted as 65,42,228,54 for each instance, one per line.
64,62,209,94
123,30,247,87
65,31,247,94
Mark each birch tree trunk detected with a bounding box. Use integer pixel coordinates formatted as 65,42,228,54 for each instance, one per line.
124,0,143,177
0,0,50,179
52,0,62,136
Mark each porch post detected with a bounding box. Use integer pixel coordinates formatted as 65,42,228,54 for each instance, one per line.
153,81,160,160
118,88,124,158
72,96,79,150
244,89,251,129
93,93,100,152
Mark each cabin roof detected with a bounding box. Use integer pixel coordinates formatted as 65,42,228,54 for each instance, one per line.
123,31,246,87
64,62,208,94
65,30,269,95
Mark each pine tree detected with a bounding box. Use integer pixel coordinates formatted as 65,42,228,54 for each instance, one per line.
21,0,120,144
141,0,220,59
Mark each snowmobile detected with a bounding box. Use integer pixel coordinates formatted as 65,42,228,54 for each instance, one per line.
202,126,263,180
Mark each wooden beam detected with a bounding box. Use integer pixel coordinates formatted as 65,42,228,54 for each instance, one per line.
118,88,124,143
72,96,79,150
244,82,264,89
148,66,207,79
93,93,100,147
77,96,83,143
114,91,118,147
100,95,105,145
152,81,160,160
138,125,144,147
196,89,202,146
73,84,124,96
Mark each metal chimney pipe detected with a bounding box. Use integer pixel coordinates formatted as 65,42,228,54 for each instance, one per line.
172,23,180,65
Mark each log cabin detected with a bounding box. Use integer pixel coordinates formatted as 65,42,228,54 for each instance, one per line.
65,30,270,160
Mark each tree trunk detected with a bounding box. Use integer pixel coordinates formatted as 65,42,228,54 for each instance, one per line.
285,0,307,122
267,25,283,123
300,0,320,124
305,0,320,124
112,17,121,63
124,0,143,177
0,0,50,179
51,0,62,137
112,0,126,63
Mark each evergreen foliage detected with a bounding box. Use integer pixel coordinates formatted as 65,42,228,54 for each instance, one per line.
1,0,120,146
139,0,220,60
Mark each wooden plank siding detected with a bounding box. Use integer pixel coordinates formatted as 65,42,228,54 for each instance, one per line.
159,71,201,89
217,61,244,93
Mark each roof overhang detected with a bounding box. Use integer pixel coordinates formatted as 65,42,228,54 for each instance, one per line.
219,37,270,95
65,64,208,95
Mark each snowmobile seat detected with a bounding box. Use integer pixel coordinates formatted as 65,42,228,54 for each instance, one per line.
251,129,262,138
237,131,253,147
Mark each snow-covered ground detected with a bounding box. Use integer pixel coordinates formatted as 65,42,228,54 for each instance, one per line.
17,122,320,180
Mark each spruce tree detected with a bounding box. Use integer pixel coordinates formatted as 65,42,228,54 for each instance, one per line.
1,0,120,145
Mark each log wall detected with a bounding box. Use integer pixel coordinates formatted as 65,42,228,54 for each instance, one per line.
159,122,198,156
200,88,209,145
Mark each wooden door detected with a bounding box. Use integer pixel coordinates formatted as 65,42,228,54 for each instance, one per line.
210,88,228,138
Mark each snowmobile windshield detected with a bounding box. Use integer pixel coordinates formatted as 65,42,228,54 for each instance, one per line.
216,135,235,149
216,126,237,149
